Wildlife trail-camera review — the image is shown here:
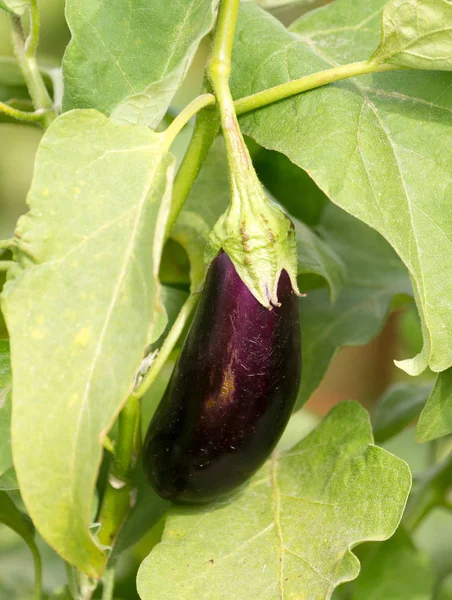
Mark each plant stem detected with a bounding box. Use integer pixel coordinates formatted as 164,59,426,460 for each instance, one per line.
29,539,42,600
163,93,215,149
65,563,80,599
0,261,14,272
234,60,401,115
403,452,452,532
0,239,13,250
97,394,141,548
8,12,55,128
101,566,115,600
134,293,200,400
26,0,40,58
164,59,403,239
165,105,220,239
0,101,49,124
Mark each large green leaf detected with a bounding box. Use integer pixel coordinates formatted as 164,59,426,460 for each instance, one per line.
350,529,433,600
373,382,432,443
416,368,452,442
0,340,12,477
0,467,18,491
298,203,411,407
63,0,218,128
231,1,452,375
0,491,34,545
372,0,452,70
1,109,174,576
137,402,411,600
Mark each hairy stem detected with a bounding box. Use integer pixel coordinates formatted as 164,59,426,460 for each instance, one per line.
9,12,55,128
97,395,141,549
164,93,215,149
0,239,13,251
134,293,200,400
234,60,401,115
0,101,49,124
29,539,42,600
165,105,220,239
101,566,116,600
0,261,14,272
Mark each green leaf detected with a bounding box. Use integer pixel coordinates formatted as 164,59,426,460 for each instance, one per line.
298,203,411,407
63,0,218,128
295,219,345,301
372,0,452,70
137,402,411,600
350,529,433,600
175,138,346,296
0,0,29,15
373,382,432,443
0,491,34,544
416,368,452,442
231,1,452,375
0,466,18,491
1,109,174,577
252,146,330,227
0,340,12,477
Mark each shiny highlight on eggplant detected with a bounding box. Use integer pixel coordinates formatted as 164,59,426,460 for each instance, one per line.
143,252,301,503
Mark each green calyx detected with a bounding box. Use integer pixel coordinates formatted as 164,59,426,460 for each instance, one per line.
206,144,300,308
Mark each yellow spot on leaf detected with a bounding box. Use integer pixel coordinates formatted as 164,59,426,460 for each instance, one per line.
69,393,79,408
31,329,47,339
75,328,92,347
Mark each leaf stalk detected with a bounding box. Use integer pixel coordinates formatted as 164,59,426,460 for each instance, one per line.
8,11,55,128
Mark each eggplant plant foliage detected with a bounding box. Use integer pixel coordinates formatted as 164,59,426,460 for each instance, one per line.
0,0,451,598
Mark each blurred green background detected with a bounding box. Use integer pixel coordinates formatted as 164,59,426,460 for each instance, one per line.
1,1,451,599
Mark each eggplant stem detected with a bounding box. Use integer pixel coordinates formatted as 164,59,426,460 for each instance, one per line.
134,293,200,400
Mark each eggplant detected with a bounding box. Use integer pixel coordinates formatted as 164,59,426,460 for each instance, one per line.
143,251,301,503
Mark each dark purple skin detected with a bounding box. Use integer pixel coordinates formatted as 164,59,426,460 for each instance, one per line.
143,251,301,503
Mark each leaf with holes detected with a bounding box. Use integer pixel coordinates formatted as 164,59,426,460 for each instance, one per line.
63,0,218,127
137,402,411,600
1,109,174,576
231,0,452,376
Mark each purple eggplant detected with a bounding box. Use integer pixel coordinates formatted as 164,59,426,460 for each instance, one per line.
143,251,301,503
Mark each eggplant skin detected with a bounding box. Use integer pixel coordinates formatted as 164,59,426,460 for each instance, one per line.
143,252,301,503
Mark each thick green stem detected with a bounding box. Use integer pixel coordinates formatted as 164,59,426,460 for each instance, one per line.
0,101,48,124
165,105,220,239
101,566,115,600
403,453,452,532
65,563,80,599
164,59,403,240
0,261,14,272
164,93,215,149
234,60,400,115
29,539,42,600
134,293,200,400
97,395,141,548
9,13,55,128
26,0,40,58
0,239,13,251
